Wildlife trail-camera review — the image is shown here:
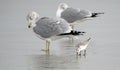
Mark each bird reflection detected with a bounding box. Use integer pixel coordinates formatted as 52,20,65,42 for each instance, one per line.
28,54,82,70
45,50,50,55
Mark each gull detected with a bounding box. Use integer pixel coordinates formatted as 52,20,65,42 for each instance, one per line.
26,11,85,51
76,38,91,56
56,3,104,29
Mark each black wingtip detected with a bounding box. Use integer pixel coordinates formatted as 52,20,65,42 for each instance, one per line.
91,12,104,17
71,30,86,35
58,30,86,36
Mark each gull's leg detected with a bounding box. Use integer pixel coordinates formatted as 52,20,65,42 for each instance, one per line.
48,40,50,50
68,25,74,43
45,49,50,55
69,37,74,43
70,25,74,29
45,40,50,51
68,36,73,43
69,25,74,43
71,36,74,43
41,40,50,52
83,50,86,56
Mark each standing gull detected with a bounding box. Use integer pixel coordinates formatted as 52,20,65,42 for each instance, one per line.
26,11,85,51
76,38,91,56
56,3,104,29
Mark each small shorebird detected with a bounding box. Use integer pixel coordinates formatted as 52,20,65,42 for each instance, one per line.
76,38,91,56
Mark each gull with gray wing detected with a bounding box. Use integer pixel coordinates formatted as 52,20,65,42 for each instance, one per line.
26,11,85,51
56,3,104,29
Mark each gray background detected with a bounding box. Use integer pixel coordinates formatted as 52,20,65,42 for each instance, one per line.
0,0,120,70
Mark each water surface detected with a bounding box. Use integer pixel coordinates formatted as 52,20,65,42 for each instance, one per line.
0,0,120,70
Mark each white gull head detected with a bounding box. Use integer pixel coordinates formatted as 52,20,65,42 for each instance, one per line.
26,11,39,28
56,3,69,18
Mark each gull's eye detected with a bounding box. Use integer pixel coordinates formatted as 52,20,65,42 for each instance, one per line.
61,6,65,10
60,4,65,9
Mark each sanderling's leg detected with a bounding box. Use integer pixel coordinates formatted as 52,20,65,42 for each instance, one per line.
83,50,86,56
79,51,82,56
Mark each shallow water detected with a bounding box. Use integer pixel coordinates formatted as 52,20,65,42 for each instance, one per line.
0,0,120,70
